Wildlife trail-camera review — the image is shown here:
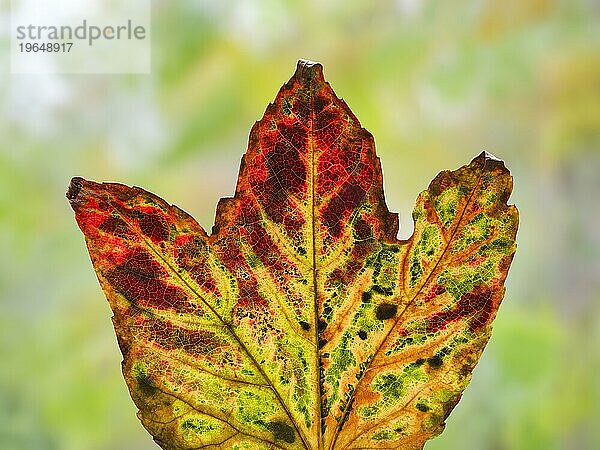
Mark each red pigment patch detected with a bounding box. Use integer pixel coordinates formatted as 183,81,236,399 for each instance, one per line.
423,285,446,303
174,234,195,247
321,183,367,238
99,216,136,239
354,217,373,242
134,211,169,242
107,249,193,313
426,284,496,333
234,279,268,310
290,86,311,123
251,120,308,225
101,241,131,267
326,268,344,288
313,93,332,116
189,265,220,296
317,141,363,196
175,235,205,264
174,236,220,296
240,205,299,277
314,115,345,161
215,236,247,272
76,205,106,231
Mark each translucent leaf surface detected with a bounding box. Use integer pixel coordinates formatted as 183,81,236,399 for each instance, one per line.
68,60,518,450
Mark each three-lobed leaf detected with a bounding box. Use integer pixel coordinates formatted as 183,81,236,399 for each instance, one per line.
68,60,518,450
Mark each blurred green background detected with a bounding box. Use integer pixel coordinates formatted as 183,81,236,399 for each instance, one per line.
1,0,599,449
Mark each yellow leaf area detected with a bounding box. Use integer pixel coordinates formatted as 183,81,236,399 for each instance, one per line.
68,60,518,450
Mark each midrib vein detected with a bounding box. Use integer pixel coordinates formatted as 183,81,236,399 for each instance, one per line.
308,83,325,450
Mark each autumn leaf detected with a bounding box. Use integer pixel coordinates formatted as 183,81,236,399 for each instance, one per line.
67,59,518,450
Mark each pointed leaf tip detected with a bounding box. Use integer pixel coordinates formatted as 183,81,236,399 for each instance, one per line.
66,177,84,201
479,150,501,161
294,59,324,84
472,150,508,172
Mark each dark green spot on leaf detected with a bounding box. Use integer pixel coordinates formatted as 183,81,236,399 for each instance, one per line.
375,303,397,320
267,421,296,443
416,401,430,412
428,355,443,368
